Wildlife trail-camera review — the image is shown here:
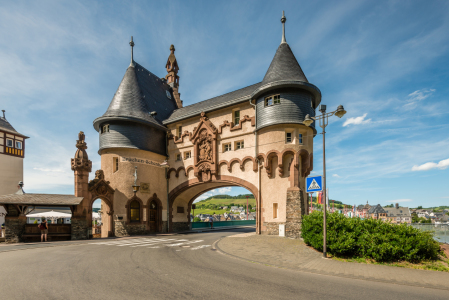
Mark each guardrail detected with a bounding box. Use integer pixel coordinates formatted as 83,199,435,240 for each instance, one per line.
410,223,449,244
192,220,256,229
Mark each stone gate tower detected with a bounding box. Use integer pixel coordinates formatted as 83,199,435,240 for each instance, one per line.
92,13,320,238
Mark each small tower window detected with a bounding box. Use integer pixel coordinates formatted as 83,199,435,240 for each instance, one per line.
176,154,181,161
15,141,22,149
286,132,292,143
223,143,231,152
177,125,182,139
273,95,280,104
113,157,119,173
233,110,240,125
298,134,303,144
273,203,278,219
102,124,109,134
235,141,244,150
184,151,191,160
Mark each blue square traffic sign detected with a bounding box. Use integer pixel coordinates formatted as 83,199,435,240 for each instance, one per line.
306,176,323,193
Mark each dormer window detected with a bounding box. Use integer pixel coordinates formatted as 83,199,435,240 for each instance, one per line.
265,94,280,106
102,124,110,134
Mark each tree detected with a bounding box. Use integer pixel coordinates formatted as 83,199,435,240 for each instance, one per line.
417,206,423,209
248,204,252,210
384,204,394,208
193,217,201,222
411,213,419,223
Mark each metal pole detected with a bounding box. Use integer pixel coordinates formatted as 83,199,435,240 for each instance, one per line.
322,121,327,258
246,197,248,220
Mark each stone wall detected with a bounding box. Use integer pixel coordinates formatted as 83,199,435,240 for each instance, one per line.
263,222,284,235
285,188,302,239
71,218,89,240
114,221,147,237
171,221,189,232
5,216,26,243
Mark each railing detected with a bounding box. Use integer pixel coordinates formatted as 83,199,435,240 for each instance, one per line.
410,223,449,244
192,220,256,229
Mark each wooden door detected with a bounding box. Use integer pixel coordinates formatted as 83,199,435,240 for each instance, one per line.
149,201,157,232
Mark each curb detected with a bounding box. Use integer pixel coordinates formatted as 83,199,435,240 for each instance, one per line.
213,235,449,291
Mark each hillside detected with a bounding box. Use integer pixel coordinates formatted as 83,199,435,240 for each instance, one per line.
192,195,256,216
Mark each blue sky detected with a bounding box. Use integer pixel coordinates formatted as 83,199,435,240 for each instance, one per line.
0,0,448,208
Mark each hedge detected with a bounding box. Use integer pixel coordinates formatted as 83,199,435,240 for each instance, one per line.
301,211,441,262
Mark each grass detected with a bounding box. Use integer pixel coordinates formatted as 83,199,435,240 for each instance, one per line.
330,252,449,272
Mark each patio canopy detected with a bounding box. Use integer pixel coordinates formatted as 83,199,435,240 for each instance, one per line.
27,210,72,218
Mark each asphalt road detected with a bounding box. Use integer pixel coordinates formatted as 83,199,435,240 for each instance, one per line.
0,228,447,300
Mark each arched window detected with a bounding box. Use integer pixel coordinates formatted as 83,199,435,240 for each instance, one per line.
130,200,140,222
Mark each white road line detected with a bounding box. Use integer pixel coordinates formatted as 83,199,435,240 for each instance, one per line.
165,240,203,247
129,239,183,247
116,239,176,246
90,238,174,246
191,245,211,250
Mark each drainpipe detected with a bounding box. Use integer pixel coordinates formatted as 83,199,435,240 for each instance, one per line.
165,131,170,233
249,98,261,234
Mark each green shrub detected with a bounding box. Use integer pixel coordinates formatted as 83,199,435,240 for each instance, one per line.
301,211,441,262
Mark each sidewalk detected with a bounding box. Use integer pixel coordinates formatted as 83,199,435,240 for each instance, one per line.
215,233,449,290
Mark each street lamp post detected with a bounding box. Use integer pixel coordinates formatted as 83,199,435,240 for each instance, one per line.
303,104,346,258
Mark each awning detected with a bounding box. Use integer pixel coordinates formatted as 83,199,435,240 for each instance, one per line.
0,193,84,206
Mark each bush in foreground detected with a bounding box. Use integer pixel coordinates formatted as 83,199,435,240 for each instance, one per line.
301,211,441,262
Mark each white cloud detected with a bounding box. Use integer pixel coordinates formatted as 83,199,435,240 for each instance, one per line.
386,199,413,203
412,158,449,171
332,174,341,178
403,89,435,110
342,113,371,127
218,187,232,194
33,167,66,173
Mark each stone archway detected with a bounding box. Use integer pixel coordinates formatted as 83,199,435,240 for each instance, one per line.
168,175,260,233
88,170,115,238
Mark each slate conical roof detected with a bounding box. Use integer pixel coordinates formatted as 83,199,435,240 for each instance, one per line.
262,42,308,85
93,62,178,131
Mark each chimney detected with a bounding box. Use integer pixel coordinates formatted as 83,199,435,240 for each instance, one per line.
395,203,399,209
1,110,5,118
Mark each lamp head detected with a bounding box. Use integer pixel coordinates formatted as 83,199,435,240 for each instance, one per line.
335,105,347,118
303,114,314,127
160,160,170,168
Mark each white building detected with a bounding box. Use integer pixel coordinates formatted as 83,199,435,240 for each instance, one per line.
0,110,29,227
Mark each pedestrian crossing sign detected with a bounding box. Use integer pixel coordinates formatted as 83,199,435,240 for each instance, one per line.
306,176,323,193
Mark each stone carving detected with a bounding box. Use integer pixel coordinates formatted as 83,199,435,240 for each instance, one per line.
71,131,92,172
95,170,105,180
198,130,212,162
140,182,150,193
191,112,218,181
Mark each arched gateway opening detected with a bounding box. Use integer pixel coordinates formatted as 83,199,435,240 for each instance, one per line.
90,197,113,238
168,175,260,233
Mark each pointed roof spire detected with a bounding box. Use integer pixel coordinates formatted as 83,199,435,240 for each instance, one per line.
129,36,135,67
281,11,287,44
